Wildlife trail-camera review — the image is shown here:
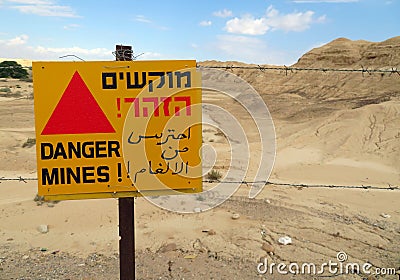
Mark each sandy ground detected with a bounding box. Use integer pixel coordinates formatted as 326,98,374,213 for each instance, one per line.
0,60,399,280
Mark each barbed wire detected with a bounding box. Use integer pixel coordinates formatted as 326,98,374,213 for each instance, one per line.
1,176,398,191
203,180,399,191
197,64,400,77
59,54,85,61
0,64,399,77
0,176,37,183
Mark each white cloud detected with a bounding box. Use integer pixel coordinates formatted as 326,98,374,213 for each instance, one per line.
213,9,233,18
0,35,114,60
265,6,323,32
9,0,79,17
224,5,325,35
199,20,212,27
5,34,29,45
225,15,269,35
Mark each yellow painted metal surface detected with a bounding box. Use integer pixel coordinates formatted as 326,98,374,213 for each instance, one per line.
33,60,202,200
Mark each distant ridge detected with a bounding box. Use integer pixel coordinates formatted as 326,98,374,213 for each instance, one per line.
293,36,400,68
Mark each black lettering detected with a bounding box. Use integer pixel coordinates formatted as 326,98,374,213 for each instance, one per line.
101,70,192,91
108,141,121,157
60,167,65,184
40,141,121,160
95,141,107,158
167,72,173,88
127,72,146,89
175,71,191,88
68,142,81,159
53,142,67,159
102,72,117,89
82,166,95,183
97,166,110,182
42,168,59,185
66,167,80,184
41,143,53,160
42,166,113,185
82,142,94,158
148,72,165,92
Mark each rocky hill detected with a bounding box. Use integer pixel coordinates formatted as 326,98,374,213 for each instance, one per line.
200,36,400,121
294,36,400,68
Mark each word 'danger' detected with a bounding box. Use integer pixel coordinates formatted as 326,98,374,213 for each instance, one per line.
40,141,121,160
102,70,191,92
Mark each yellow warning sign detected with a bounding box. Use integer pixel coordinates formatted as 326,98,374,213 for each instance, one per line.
33,61,202,200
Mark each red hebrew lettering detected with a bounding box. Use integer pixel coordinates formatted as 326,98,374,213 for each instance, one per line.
160,97,172,116
142,97,160,117
124,97,140,117
174,96,191,116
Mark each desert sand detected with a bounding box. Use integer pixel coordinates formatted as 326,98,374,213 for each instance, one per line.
0,37,399,279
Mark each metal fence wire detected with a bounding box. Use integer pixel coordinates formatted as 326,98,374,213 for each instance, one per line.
0,177,398,191
0,64,399,77
196,64,400,77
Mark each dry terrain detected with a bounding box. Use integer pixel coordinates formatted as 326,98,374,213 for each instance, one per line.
0,37,399,279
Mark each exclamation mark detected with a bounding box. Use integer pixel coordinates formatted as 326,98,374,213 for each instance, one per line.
117,162,122,182
116,98,121,118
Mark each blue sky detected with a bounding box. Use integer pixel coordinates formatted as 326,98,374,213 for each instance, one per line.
0,0,398,65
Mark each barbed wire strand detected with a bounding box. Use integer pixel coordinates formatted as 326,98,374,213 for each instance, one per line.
0,176,398,191
197,64,400,76
0,64,399,77
203,180,399,191
0,176,37,183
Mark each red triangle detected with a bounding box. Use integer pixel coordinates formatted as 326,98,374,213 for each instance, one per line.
41,71,115,135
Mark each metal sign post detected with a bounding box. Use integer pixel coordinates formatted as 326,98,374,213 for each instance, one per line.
119,196,135,279
116,45,135,280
